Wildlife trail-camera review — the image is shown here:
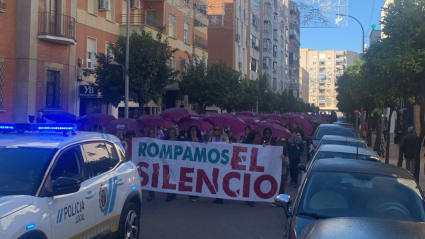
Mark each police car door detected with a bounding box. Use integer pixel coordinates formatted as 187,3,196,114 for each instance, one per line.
82,141,121,235
47,145,96,238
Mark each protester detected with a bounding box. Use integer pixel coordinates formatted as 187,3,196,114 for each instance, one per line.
226,128,238,143
186,126,203,202
284,123,291,131
242,130,260,207
261,127,276,145
164,127,179,202
239,125,252,143
394,122,402,145
292,122,305,142
400,127,418,174
178,129,186,141
156,126,165,139
146,128,157,202
329,110,337,124
208,124,228,204
287,131,303,188
382,117,388,142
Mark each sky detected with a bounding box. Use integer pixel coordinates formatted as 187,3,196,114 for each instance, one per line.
300,0,387,53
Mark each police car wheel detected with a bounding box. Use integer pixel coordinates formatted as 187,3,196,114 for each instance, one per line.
118,202,140,239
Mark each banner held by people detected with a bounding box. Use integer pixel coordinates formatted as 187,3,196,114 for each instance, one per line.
132,138,282,202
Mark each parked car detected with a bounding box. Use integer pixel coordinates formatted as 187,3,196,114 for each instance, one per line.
275,158,425,239
298,217,425,239
316,135,367,149
310,124,357,156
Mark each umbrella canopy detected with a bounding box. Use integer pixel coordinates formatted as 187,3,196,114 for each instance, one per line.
281,113,303,120
283,114,313,136
238,116,260,124
204,113,246,128
263,119,285,126
261,114,287,124
254,122,292,139
177,117,213,132
160,108,198,119
78,114,116,131
236,111,256,117
138,115,175,128
105,118,143,133
43,111,77,123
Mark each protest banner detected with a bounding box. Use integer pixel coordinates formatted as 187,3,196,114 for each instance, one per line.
132,138,282,202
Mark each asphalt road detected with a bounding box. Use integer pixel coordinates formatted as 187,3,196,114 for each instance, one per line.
139,191,288,239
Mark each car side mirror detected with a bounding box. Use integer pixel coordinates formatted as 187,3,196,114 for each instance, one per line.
51,177,81,196
275,194,292,218
298,163,306,171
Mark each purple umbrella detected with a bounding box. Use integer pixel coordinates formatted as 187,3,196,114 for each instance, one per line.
78,114,116,131
261,114,287,124
282,114,313,136
177,117,213,132
236,111,256,117
254,122,292,139
105,118,142,133
239,115,260,124
204,113,246,128
160,108,198,119
138,115,175,128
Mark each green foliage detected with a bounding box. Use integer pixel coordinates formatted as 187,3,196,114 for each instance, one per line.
95,27,177,109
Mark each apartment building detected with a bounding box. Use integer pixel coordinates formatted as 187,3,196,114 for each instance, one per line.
299,67,309,104
287,1,300,98
0,0,207,122
300,49,359,111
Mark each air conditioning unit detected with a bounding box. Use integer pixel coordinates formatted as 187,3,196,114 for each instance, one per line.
131,0,141,9
238,62,242,68
236,34,240,42
98,0,111,11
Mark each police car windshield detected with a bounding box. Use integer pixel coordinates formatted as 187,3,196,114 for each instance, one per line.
0,147,57,196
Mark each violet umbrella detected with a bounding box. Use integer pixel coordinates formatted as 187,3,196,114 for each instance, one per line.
160,108,198,120
254,122,292,139
238,115,260,124
204,113,246,128
282,113,313,136
138,115,175,128
236,111,256,117
78,114,116,131
105,118,143,134
261,114,287,124
177,117,213,132
262,119,285,126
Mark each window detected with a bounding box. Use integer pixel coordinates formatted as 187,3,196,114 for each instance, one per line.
51,146,85,181
319,61,325,66
105,41,114,60
251,58,257,71
105,143,120,167
88,0,98,15
272,78,277,91
184,23,190,44
169,14,176,38
46,70,62,108
146,10,158,29
319,54,326,59
87,38,97,69
312,62,316,65
82,142,115,178
168,57,175,69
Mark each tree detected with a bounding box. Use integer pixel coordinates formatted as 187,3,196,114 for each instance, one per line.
210,62,242,112
234,79,259,112
96,27,177,112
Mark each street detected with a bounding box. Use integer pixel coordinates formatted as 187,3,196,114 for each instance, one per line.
139,191,288,239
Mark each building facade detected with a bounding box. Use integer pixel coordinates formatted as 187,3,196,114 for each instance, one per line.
287,1,300,98
300,49,359,111
299,67,309,103
0,0,208,122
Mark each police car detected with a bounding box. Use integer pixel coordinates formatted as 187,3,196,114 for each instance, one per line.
0,123,141,239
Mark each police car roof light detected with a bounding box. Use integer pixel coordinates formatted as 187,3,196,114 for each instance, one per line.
0,124,16,131
0,123,77,134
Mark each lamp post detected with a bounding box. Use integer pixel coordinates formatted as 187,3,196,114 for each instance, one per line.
110,60,126,116
336,14,365,54
124,0,130,119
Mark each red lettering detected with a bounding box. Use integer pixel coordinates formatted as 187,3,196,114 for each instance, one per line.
152,163,160,188
254,175,278,199
223,172,241,197
162,165,177,190
137,162,149,187
243,173,251,198
179,167,194,192
249,147,264,172
231,146,247,171
196,168,219,194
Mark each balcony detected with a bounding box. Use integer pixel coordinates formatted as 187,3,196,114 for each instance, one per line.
289,34,300,46
0,1,5,12
38,12,76,45
194,35,207,51
120,14,166,31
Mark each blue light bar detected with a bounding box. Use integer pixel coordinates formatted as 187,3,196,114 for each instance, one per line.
0,124,15,130
26,224,35,230
0,123,77,133
37,125,77,131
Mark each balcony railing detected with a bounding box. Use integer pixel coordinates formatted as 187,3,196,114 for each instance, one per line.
289,34,300,46
38,12,76,45
194,35,207,51
120,14,165,31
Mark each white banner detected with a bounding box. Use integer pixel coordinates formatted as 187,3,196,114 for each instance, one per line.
132,138,282,202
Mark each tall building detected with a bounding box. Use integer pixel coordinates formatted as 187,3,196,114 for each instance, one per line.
0,0,208,122
300,49,359,111
299,68,309,103
369,30,381,45
287,1,300,98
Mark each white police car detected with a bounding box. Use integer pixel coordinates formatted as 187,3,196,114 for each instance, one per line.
0,123,141,239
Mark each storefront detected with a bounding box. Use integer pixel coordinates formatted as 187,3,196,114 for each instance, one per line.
79,85,103,116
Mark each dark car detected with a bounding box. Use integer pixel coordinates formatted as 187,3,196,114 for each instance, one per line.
275,159,425,239
310,124,357,155
298,217,425,239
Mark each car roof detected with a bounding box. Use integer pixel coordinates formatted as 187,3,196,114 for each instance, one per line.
317,144,377,156
320,135,364,142
299,217,425,239
316,124,348,128
0,131,121,149
312,158,413,179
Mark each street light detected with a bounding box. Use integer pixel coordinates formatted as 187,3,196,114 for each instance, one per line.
336,14,365,54
110,60,128,117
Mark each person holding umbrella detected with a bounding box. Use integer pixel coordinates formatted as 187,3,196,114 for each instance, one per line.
261,127,276,146
186,126,203,202
288,131,303,188
242,130,260,207
164,127,179,202
239,125,252,143
146,128,157,202
226,128,238,143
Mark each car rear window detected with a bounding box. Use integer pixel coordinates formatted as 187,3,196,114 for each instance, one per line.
315,128,357,140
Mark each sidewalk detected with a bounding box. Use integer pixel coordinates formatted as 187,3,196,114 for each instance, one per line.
371,133,425,190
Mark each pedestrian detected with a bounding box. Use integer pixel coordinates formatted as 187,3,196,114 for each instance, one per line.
292,122,305,142
186,126,203,202
164,127,179,202
400,127,418,174
146,128,157,201
242,130,261,207
329,110,337,124
287,131,303,188
284,123,291,131
34,109,47,123
382,117,388,142
226,128,238,143
239,125,252,143
207,124,228,204
394,122,402,145
261,127,276,145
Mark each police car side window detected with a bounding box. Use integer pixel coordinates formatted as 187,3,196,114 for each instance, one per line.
82,142,111,178
105,143,120,167
51,146,84,181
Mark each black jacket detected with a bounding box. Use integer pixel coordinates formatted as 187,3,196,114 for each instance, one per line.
287,137,303,160
400,133,418,159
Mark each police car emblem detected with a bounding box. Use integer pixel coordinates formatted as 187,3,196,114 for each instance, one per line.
99,185,108,212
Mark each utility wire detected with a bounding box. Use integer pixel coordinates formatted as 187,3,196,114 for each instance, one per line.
366,0,376,37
